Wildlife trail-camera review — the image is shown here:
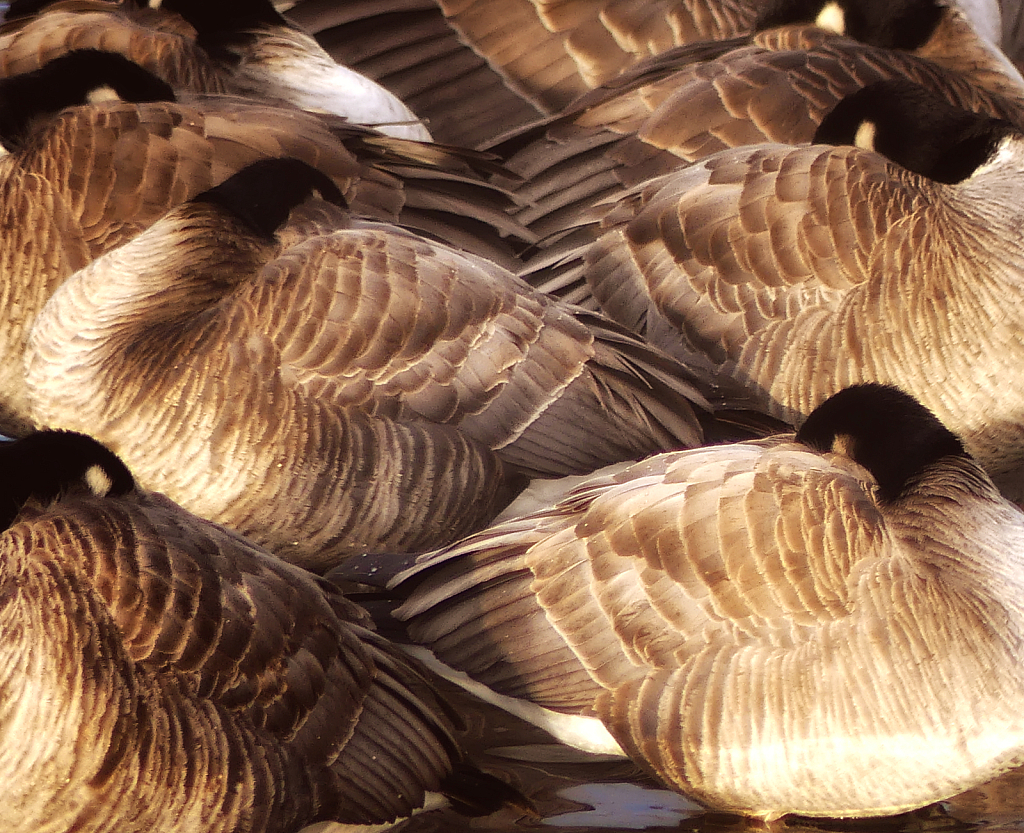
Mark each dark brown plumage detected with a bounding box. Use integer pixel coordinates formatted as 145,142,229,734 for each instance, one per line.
491,10,1024,303
383,385,1024,820
0,50,530,436
25,157,721,571
0,429,523,833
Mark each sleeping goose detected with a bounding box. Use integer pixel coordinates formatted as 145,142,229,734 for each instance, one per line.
376,383,1024,820
492,0,1024,300
0,429,526,833
281,0,1011,149
0,0,432,140
24,156,731,571
575,79,1024,500
0,49,528,436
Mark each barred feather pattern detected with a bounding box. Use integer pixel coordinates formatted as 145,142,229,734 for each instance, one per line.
0,90,532,435
394,439,1024,818
497,24,1024,301
580,137,1024,497
0,487,462,832
25,198,708,568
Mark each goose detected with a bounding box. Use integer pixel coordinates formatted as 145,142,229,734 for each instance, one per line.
0,0,433,140
0,428,527,832
0,49,528,436
574,79,1024,501
366,383,1024,820
281,0,1011,148
22,156,742,572
488,0,1024,301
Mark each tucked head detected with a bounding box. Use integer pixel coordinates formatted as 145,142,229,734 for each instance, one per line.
756,0,944,49
796,384,967,502
0,50,176,151
813,79,1016,183
0,431,135,529
192,157,346,239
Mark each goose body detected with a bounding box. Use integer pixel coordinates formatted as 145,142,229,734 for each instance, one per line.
25,158,716,570
577,80,1024,499
0,0,432,139
0,51,527,436
384,384,1024,819
493,4,1024,300
0,430,521,832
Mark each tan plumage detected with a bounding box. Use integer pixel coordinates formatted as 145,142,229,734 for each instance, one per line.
0,0,234,93
24,158,715,571
574,83,1024,499
284,0,1015,149
435,0,1021,112
0,52,530,436
282,0,546,149
386,385,1024,820
494,15,1024,302
0,0,434,140
0,430,518,833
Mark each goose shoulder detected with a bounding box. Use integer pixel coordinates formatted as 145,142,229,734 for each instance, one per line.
130,0,434,141
386,384,1024,819
26,157,716,569
282,0,546,148
577,80,1024,491
0,430,524,832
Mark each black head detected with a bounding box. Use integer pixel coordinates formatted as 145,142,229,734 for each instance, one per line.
0,50,176,151
125,0,288,62
0,431,135,529
192,157,346,239
814,79,1015,183
757,0,943,49
796,384,967,502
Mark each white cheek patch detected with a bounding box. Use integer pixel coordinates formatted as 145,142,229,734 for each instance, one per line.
86,85,120,104
816,2,846,34
85,465,114,497
854,120,877,151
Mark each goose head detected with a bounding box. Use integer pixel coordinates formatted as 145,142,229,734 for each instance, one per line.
0,48,174,152
795,383,968,502
756,0,945,46
0,430,134,528
192,155,346,241
814,78,1017,183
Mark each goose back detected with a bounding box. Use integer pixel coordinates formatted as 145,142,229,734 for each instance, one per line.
386,385,1024,818
574,84,1024,496
0,431,515,832
25,158,716,570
